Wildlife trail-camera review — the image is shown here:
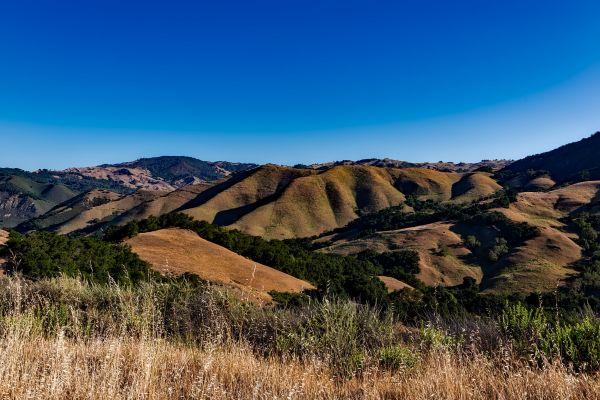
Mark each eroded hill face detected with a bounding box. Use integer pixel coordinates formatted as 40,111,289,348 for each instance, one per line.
127,228,313,303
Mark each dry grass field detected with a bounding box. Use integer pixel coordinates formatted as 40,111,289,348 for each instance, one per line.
4,335,600,400
0,276,598,399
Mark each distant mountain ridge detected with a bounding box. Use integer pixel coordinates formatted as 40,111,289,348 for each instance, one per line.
0,168,132,227
0,156,257,227
67,156,259,191
306,158,511,172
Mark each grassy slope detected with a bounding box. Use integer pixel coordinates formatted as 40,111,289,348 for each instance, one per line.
181,166,501,239
0,176,78,227
232,165,406,239
127,228,313,302
111,182,216,225
322,180,596,294
321,221,483,287
378,275,414,292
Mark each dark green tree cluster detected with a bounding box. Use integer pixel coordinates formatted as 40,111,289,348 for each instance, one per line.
1,231,157,285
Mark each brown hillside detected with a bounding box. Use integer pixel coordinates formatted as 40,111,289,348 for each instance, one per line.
378,276,414,292
494,181,600,229
390,168,462,201
111,182,216,225
389,169,501,203
181,165,501,239
27,164,502,240
482,227,580,294
232,165,405,238
127,228,313,302
321,206,583,294
182,165,315,226
524,176,556,191
321,222,483,287
451,173,502,203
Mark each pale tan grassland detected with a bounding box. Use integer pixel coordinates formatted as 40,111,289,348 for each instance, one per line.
1,331,599,399
0,275,599,399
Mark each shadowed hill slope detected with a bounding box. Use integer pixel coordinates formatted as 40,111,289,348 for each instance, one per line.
499,132,600,187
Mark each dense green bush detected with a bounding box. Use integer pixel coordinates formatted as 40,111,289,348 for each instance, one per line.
500,303,600,372
1,231,157,285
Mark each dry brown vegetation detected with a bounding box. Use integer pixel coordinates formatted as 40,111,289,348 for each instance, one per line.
6,335,600,399
321,222,483,287
0,276,599,399
127,228,313,302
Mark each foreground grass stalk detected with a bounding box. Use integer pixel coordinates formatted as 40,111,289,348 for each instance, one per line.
0,276,598,399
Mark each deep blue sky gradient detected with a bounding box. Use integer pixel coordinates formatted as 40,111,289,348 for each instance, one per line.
1,1,599,169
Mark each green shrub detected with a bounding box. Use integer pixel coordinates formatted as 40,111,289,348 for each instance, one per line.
2,231,157,285
419,324,461,349
488,238,509,262
377,345,419,371
464,235,481,250
500,303,600,372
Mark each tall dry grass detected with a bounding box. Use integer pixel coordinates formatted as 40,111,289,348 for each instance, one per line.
0,276,599,399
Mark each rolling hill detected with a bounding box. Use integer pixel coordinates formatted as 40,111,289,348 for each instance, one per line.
317,177,594,294
19,189,167,234
127,228,313,303
19,164,503,239
499,131,600,187
308,158,510,172
0,174,77,227
181,165,502,239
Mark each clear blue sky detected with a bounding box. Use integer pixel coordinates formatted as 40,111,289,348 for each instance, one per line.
1,1,599,170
